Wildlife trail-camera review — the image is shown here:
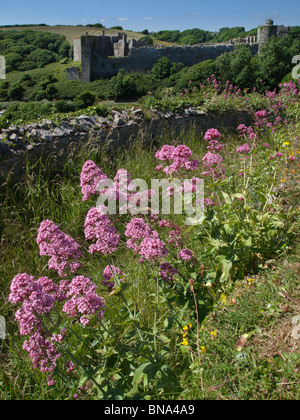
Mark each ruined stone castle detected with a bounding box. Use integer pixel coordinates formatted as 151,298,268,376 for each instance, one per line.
68,19,289,83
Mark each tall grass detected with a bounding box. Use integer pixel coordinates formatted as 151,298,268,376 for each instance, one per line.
0,118,299,400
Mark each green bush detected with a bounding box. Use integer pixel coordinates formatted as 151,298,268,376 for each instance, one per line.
53,99,75,113
152,57,172,79
8,83,25,101
0,30,68,72
107,70,136,100
73,90,97,109
3,101,52,120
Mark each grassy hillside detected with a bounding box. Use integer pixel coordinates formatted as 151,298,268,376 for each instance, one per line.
0,25,170,46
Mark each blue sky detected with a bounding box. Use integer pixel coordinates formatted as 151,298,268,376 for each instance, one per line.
0,0,299,32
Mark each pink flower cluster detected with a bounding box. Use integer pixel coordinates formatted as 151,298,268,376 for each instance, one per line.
37,220,82,277
125,217,168,260
202,152,224,179
155,144,199,175
204,128,223,152
84,207,119,255
80,160,108,202
237,124,256,141
236,143,251,154
204,128,222,141
160,262,178,282
102,265,125,289
178,249,193,261
9,273,65,382
159,219,182,247
62,276,106,326
202,129,225,179
9,271,106,383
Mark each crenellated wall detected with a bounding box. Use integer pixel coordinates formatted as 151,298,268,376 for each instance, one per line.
89,44,258,80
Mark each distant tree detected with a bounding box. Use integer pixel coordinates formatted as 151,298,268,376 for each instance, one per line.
141,29,149,35
140,36,154,46
215,45,256,89
59,41,71,59
108,69,136,100
28,49,57,68
8,83,25,100
152,57,172,79
256,35,300,90
110,26,123,31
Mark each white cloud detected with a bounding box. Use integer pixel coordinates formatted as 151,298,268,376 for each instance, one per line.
118,17,129,21
183,12,200,17
143,17,153,20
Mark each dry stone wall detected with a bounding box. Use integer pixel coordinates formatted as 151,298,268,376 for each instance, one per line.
0,109,253,186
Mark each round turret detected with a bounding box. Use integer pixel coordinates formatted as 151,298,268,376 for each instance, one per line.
265,19,274,26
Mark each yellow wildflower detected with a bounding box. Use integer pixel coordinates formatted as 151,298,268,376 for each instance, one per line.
181,338,188,346
210,329,217,337
183,325,189,331
201,346,206,353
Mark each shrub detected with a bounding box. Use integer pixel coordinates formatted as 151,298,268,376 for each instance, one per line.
53,99,75,113
8,83,25,101
152,57,172,79
107,70,136,100
73,91,97,109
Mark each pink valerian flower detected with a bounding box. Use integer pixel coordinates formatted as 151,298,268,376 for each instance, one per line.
160,262,178,282
125,217,168,260
80,160,108,202
22,331,61,374
84,208,119,255
172,145,193,160
276,152,283,158
184,159,200,170
204,198,217,206
62,276,106,325
236,143,251,154
159,219,182,247
65,361,76,375
255,110,267,119
9,273,37,304
206,140,224,152
37,220,82,277
9,274,63,336
155,165,164,172
139,236,168,260
202,152,225,179
202,152,223,167
155,145,176,161
178,249,193,261
156,144,198,175
125,218,152,240
263,143,270,148
204,128,222,141
102,265,125,289
288,156,296,162
237,124,247,133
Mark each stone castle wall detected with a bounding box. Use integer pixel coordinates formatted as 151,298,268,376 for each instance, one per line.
68,19,287,82
88,44,258,81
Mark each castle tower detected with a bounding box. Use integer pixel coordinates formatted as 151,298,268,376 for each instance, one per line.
257,19,288,50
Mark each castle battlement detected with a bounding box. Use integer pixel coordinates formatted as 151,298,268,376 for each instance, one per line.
68,20,288,82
